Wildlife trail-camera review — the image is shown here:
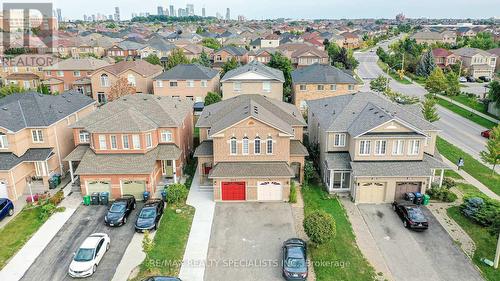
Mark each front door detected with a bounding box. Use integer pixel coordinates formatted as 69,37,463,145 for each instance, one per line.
0,180,9,198
163,160,173,178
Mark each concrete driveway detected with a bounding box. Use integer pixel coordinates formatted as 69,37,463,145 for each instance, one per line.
358,204,483,281
20,203,139,281
205,203,297,281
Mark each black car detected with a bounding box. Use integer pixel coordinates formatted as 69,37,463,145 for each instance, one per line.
135,199,164,232
282,238,308,281
104,195,136,227
466,76,475,82
392,201,429,230
478,76,491,82
142,277,181,281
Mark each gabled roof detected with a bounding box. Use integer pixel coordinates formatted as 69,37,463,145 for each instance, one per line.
96,60,163,77
0,91,95,132
432,48,453,58
45,57,110,71
291,63,358,84
115,40,145,50
453,47,496,58
154,64,219,81
221,60,285,82
197,94,305,137
290,46,328,58
216,45,248,56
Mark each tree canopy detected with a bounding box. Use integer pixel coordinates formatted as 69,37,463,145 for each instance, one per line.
480,125,500,175
144,54,161,66
425,67,447,95
416,50,436,77
369,75,389,93
166,48,189,70
204,92,221,106
421,97,440,122
268,52,293,100
221,57,239,77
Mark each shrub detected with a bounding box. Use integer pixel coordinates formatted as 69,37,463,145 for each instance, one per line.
460,197,500,226
49,190,65,205
427,187,458,202
303,161,316,185
38,202,57,221
303,210,336,244
165,183,188,204
441,177,456,189
289,181,297,203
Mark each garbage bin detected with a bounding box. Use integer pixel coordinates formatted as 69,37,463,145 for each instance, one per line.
413,192,423,205
161,189,167,202
100,192,109,205
423,194,430,206
91,192,100,205
48,178,57,189
83,195,91,206
55,174,62,185
143,191,150,202
404,192,415,202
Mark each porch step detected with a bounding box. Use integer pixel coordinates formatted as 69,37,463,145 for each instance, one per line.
197,185,214,192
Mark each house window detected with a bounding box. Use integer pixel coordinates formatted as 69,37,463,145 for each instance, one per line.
262,81,271,92
254,137,261,154
132,135,141,149
187,80,195,87
110,135,118,149
31,129,44,143
300,100,308,110
23,81,30,89
408,140,420,155
97,93,107,104
233,82,242,92
330,84,337,91
156,80,163,87
146,133,152,148
348,84,355,91
100,74,109,87
127,74,136,86
317,85,324,91
230,137,237,155
79,130,90,143
392,140,404,155
98,135,107,149
201,80,208,87
266,136,273,154
242,137,249,154
375,140,387,155
161,130,173,142
169,81,178,87
334,133,346,147
122,135,130,149
45,71,51,76
0,133,8,149
57,71,64,77
359,140,371,155
73,71,81,77
299,84,306,91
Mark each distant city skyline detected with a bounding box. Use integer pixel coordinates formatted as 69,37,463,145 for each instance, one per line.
50,0,500,21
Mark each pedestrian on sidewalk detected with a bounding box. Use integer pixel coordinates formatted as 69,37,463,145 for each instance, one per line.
457,157,464,170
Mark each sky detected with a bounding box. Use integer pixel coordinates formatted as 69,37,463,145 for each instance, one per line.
3,0,500,21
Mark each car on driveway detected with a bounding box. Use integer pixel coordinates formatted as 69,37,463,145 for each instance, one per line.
104,195,136,227
282,238,308,281
0,198,14,221
466,76,475,82
68,233,110,278
459,77,467,83
392,201,429,230
142,277,182,281
481,130,491,139
135,199,164,233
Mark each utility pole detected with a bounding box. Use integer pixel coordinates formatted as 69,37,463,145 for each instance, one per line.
401,53,405,71
495,232,499,269
458,59,463,76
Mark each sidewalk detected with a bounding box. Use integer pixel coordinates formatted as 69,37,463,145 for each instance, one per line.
178,171,215,281
437,94,500,124
112,232,157,281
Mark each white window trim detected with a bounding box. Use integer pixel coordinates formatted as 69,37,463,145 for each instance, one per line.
187,80,195,88
254,137,261,154
359,140,370,155
262,81,271,93
392,140,404,155
31,129,44,143
110,135,118,150
266,137,274,155
132,134,141,150
79,131,90,143
333,133,346,147
299,84,306,91
408,140,420,155
201,80,208,87
161,130,173,142
230,138,237,155
0,134,8,149
122,135,130,149
233,82,242,92
330,84,337,91
98,135,107,150
156,80,163,87
146,133,153,148
374,140,387,155
169,80,178,87
242,137,249,155
73,71,81,77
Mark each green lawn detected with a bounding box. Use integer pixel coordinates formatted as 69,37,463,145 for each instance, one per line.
447,206,499,281
0,206,47,269
437,137,500,196
302,184,377,281
455,182,488,199
435,97,498,129
444,169,464,180
376,60,412,85
447,95,500,121
134,204,195,279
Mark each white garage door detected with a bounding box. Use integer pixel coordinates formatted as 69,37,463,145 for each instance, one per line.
358,182,386,204
257,181,283,201
121,180,146,199
0,181,9,198
86,181,111,195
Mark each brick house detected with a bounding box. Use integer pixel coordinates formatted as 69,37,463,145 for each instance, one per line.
213,46,249,69
453,47,497,79
432,48,459,69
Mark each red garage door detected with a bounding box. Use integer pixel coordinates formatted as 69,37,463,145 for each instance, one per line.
221,182,246,201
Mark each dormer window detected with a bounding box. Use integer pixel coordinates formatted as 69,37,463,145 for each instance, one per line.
230,137,237,155
0,133,8,149
100,74,109,87
161,130,173,142
262,81,271,92
98,135,107,149
359,140,370,155
32,129,44,143
333,133,346,147
79,130,90,143
375,140,387,155
127,74,136,86
408,140,420,155
233,82,242,92
156,80,163,87
146,133,152,148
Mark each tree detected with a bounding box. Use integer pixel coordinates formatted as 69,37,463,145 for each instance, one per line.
204,91,221,106
469,32,498,50
327,45,358,70
142,230,155,272
0,84,25,97
425,67,447,95
144,54,161,65
303,210,336,244
268,52,293,101
36,84,50,95
196,26,204,34
108,77,136,102
480,125,500,175
201,38,221,50
221,57,239,77
166,48,189,69
488,81,500,108
198,50,212,67
416,50,436,77
444,71,460,96
370,75,389,93
421,97,440,122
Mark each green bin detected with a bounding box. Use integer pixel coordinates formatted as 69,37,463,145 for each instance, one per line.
423,194,430,206
83,195,91,206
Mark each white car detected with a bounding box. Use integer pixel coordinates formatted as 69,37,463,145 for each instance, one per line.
68,233,110,278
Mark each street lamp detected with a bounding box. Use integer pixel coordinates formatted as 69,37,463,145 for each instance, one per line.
25,176,34,203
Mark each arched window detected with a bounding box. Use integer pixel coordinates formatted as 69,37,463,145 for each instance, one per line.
242,137,249,154
254,137,261,154
266,136,273,154
100,74,109,87
230,137,237,155
127,74,136,86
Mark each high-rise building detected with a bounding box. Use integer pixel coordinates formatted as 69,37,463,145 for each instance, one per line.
238,15,246,22
108,15,113,20
202,7,206,17
91,14,96,21
186,4,194,16
114,7,120,21
56,8,62,22
226,8,230,20
131,13,138,19
170,5,175,17
158,6,164,16
83,14,88,21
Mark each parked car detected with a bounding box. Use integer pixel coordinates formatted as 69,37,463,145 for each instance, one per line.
459,77,467,83
104,195,136,227
481,130,491,138
68,233,110,278
135,199,164,233
0,198,14,221
478,76,491,82
466,76,475,82
142,277,182,281
282,238,308,281
392,201,429,230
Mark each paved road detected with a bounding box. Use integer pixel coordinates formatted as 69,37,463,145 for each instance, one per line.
21,204,139,281
461,82,490,98
358,204,484,281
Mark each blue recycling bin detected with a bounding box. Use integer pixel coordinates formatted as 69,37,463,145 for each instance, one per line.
161,189,167,202
413,192,423,205
143,191,150,202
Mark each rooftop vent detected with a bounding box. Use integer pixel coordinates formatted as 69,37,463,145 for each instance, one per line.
324,104,328,107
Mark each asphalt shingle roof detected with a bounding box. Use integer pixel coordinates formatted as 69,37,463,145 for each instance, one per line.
290,140,309,156
350,154,449,177
291,63,358,84
325,152,352,170
194,140,213,157
208,161,295,178
154,64,219,80
0,148,54,170
221,60,285,82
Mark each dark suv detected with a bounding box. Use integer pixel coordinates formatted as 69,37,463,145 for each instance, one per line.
104,195,136,227
0,198,14,221
135,199,164,232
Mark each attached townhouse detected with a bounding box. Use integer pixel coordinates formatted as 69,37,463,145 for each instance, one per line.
90,60,164,104
194,94,308,202
221,60,285,101
153,64,220,102
453,47,497,79
432,48,460,69
0,54,57,89
411,31,457,45
64,94,194,199
213,46,249,68
0,92,96,200
291,63,360,111
106,41,145,59
278,44,329,68
307,92,449,204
